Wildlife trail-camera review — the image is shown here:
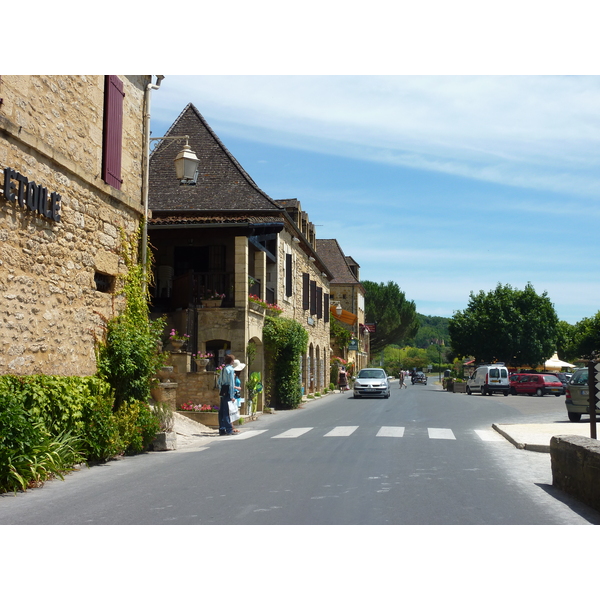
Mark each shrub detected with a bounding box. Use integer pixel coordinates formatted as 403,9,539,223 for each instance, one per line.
263,316,308,409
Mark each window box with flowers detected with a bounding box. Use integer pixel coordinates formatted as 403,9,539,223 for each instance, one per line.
200,291,225,308
266,303,283,316
248,294,268,315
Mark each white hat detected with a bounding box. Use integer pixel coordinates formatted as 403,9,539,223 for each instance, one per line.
232,359,246,371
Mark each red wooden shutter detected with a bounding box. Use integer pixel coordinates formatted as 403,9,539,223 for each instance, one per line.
102,75,125,190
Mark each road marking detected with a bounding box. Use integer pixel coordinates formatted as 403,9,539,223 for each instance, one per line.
272,427,313,438
376,426,405,437
428,428,456,440
324,426,359,437
474,429,504,442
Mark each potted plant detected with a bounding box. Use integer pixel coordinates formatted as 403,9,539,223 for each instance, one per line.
169,329,189,352
192,352,214,371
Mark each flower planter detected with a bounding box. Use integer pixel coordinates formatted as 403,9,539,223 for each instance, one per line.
170,339,185,352
194,358,210,372
249,303,266,315
178,410,220,428
453,381,467,393
202,299,222,308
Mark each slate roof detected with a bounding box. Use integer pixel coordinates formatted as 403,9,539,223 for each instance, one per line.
149,103,282,214
316,239,363,287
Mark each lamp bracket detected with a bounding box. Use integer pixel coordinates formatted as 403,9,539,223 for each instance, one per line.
149,135,190,155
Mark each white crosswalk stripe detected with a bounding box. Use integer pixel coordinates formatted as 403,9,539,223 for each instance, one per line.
272,427,313,438
427,428,456,440
474,429,505,442
324,426,359,437
376,426,405,437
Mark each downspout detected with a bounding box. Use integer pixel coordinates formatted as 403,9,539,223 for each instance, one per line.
141,75,164,292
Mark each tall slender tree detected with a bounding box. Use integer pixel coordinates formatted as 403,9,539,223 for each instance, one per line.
363,280,418,355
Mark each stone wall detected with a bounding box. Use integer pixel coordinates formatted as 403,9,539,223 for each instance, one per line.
0,76,147,375
550,434,600,512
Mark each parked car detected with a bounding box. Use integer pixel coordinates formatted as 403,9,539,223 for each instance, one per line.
541,371,568,394
411,372,427,385
510,373,563,397
565,367,600,422
353,368,391,399
466,364,510,396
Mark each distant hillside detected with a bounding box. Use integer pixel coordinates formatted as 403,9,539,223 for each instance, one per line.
404,314,450,349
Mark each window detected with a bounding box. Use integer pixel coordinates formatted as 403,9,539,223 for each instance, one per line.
94,272,115,293
102,75,125,190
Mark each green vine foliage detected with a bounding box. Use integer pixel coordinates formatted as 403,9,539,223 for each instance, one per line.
96,226,166,411
263,316,308,409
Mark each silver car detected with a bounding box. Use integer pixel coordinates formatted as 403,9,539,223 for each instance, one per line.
353,368,391,399
565,367,600,422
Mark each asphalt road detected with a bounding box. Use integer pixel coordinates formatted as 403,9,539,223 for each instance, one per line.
0,377,598,525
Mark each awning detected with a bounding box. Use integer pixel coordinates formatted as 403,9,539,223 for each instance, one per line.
544,352,575,370
331,306,357,326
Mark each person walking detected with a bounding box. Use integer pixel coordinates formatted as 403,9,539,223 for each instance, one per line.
399,370,407,389
338,367,348,392
217,354,238,436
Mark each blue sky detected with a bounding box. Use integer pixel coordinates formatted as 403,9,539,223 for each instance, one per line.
150,75,600,325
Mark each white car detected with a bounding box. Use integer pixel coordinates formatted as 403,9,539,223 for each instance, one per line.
353,368,391,399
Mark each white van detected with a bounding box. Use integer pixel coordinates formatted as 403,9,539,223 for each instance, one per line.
466,364,510,396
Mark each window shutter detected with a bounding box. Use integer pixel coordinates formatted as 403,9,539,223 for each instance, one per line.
102,75,125,190
302,273,310,310
316,286,323,319
310,280,317,315
324,293,329,323
286,253,292,297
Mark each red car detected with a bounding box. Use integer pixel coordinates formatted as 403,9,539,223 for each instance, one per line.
510,373,563,397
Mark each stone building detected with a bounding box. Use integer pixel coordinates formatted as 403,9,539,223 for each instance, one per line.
0,75,149,375
147,103,332,408
316,239,370,372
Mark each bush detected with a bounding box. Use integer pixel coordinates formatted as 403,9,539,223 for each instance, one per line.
114,401,160,456
0,389,86,494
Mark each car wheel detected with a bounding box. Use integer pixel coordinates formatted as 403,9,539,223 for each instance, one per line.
510,387,517,396
536,388,543,397
481,385,488,396
568,412,582,422
353,394,359,399
466,386,472,395
503,391,509,396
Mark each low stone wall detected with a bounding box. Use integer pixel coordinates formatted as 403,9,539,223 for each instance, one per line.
550,435,600,512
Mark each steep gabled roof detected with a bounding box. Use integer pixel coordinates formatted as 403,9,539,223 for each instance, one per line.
149,103,282,213
316,239,363,287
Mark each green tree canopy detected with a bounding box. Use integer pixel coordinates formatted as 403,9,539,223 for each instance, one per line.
569,311,600,360
448,282,558,367
363,280,418,355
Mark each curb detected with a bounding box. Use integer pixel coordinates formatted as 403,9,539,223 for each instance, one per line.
492,423,550,453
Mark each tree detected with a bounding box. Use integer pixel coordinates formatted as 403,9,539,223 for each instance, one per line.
363,281,418,356
570,311,600,360
448,283,558,367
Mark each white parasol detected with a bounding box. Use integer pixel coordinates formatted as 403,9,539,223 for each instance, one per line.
544,352,575,370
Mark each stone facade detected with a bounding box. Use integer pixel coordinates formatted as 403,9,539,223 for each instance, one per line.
0,75,148,375
277,229,331,394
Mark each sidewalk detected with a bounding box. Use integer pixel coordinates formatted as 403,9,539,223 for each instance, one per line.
492,421,597,453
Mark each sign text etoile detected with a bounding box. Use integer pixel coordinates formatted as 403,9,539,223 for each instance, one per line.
2,167,61,222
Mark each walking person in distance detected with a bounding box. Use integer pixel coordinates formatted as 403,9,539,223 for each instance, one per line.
217,354,238,436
